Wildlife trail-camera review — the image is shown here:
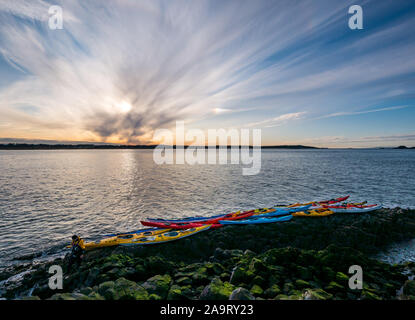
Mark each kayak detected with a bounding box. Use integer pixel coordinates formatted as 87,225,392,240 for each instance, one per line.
140,220,223,229
103,227,166,238
291,208,334,217
321,203,378,209
79,228,172,250
219,215,293,225
336,201,368,206
146,207,276,224
252,205,312,218
277,195,350,208
120,225,211,246
321,205,382,213
146,204,305,224
147,213,232,223
144,210,259,226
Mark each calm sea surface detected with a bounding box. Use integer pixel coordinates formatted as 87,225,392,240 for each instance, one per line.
0,149,414,267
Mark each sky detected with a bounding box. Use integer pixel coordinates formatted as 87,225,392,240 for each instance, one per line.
0,0,414,147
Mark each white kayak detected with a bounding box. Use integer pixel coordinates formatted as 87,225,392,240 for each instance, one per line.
323,205,382,213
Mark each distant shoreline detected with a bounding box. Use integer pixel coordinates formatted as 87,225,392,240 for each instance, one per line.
0,144,323,150
0,144,414,150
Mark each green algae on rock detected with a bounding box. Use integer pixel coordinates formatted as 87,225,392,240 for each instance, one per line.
1,208,415,300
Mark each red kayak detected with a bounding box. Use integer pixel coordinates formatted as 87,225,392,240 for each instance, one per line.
141,211,255,229
203,210,257,223
140,221,224,229
314,195,350,205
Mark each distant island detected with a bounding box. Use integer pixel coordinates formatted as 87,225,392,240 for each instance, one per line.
0,143,322,150
1,144,413,150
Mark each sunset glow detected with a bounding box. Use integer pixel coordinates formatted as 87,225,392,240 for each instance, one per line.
0,0,414,147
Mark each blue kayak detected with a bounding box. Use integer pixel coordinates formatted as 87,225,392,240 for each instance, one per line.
253,205,311,218
146,205,310,224
219,214,293,225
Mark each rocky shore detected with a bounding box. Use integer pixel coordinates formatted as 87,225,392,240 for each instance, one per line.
1,208,415,300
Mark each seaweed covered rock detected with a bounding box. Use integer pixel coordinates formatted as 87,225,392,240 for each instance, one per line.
142,274,172,299
48,292,96,300
229,287,255,300
229,266,254,286
19,296,41,300
98,277,148,300
250,284,263,296
166,284,188,300
264,284,281,298
402,280,415,297
2,208,415,300
200,278,235,300
303,289,333,300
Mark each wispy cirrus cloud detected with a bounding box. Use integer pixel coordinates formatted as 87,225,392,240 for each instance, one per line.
247,112,306,128
316,105,410,120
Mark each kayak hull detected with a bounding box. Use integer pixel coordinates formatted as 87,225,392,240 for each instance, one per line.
219,215,293,225
103,227,165,238
291,209,334,217
287,195,350,207
82,228,171,250
146,207,274,224
325,205,381,213
120,225,211,246
140,220,224,229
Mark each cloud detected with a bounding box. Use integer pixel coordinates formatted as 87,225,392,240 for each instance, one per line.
0,1,414,144
0,0,50,21
316,105,410,120
247,112,306,128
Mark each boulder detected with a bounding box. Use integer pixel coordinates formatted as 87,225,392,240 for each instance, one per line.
303,289,333,300
264,284,281,298
97,281,115,299
20,296,41,300
98,278,148,300
361,290,382,300
84,267,101,287
229,266,254,285
176,277,192,286
200,278,235,300
335,272,349,284
403,280,415,297
295,279,310,289
325,281,345,293
142,274,172,299
296,266,312,280
229,287,255,300
87,292,105,300
250,284,263,296
80,287,93,295
167,285,187,300
191,267,210,285
48,292,91,300
249,258,268,274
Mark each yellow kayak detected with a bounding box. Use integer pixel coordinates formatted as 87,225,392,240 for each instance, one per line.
76,228,171,250
252,207,277,216
74,225,210,250
120,225,211,246
291,208,334,217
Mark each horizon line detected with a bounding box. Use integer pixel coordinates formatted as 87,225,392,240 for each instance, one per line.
1,143,414,150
